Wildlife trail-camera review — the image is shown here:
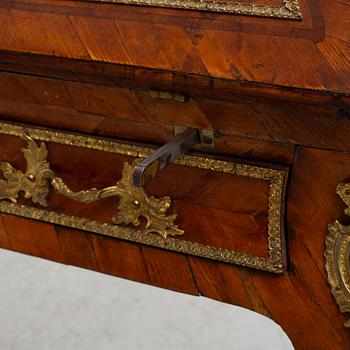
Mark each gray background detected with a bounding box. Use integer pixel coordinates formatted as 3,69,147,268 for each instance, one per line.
0,248,293,350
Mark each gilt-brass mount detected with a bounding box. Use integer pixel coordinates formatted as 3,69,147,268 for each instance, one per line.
1,127,214,238
0,135,183,239
326,182,350,328
0,121,288,273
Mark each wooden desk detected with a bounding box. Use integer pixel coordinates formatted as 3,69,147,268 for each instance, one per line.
0,1,349,348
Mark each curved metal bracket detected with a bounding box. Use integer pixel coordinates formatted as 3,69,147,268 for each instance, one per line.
132,128,199,188
132,127,216,188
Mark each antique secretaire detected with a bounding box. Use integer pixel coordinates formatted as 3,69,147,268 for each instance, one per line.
0,0,349,348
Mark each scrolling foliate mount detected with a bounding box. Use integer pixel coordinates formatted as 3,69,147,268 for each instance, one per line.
0,135,183,239
325,182,350,328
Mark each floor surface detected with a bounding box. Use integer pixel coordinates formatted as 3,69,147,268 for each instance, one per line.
0,248,293,350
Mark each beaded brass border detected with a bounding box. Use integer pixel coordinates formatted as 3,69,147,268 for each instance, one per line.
79,0,302,19
0,121,288,273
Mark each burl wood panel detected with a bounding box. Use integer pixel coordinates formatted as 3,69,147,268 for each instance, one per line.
1,144,350,349
0,0,349,94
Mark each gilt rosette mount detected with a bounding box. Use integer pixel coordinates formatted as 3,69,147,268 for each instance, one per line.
325,182,350,328
0,134,183,239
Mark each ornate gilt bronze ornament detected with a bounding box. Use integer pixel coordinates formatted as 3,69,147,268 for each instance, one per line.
0,135,183,239
326,183,350,328
80,0,302,19
0,122,288,273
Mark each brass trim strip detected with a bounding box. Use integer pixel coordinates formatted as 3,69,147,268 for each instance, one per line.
79,0,302,19
0,121,287,273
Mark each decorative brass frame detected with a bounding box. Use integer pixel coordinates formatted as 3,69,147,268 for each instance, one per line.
80,0,302,19
325,183,350,328
0,121,288,273
0,136,183,239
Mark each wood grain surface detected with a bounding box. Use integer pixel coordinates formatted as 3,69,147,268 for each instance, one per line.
1,145,350,349
0,0,350,349
0,0,349,95
0,69,349,155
